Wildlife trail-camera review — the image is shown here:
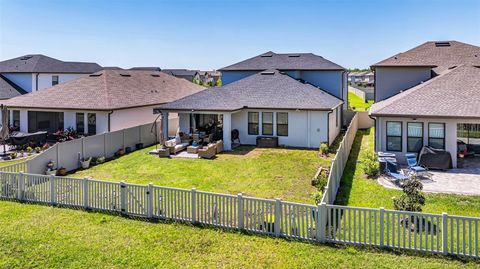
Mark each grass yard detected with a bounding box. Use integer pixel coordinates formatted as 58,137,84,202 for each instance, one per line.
1,200,478,269
335,128,480,217
72,146,331,204
348,91,374,112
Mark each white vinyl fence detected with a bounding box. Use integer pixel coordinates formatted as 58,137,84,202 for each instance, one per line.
321,113,358,204
348,87,366,102
0,171,478,258
7,123,159,175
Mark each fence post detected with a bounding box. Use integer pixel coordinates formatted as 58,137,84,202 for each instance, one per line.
317,202,326,242
147,183,153,218
238,193,244,230
442,212,448,255
274,198,281,236
120,181,127,214
191,188,196,223
17,172,24,201
83,177,89,209
379,207,385,247
50,175,56,205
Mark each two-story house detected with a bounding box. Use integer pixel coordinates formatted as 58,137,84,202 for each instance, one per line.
155,51,347,150
0,54,102,95
369,41,480,168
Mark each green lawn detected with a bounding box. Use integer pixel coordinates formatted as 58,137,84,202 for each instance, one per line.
1,200,478,268
348,91,374,112
71,146,331,204
335,128,480,217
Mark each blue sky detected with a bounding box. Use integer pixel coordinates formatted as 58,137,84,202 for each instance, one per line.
1,0,479,69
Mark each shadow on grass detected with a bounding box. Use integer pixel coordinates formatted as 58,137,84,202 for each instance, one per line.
334,128,371,206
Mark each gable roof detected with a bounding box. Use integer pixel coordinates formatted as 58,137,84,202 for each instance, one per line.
219,51,345,71
0,54,102,73
369,65,480,119
0,74,27,99
371,41,480,73
157,70,343,112
161,69,199,77
2,70,205,111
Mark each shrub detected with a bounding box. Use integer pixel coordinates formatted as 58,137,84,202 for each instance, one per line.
26,146,33,153
311,191,323,205
34,146,42,153
312,169,328,192
362,150,379,177
393,177,425,212
215,79,222,87
319,143,329,157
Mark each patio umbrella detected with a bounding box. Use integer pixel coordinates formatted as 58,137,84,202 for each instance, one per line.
0,105,10,155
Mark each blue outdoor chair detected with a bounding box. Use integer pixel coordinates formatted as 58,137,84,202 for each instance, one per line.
405,153,428,177
386,160,409,182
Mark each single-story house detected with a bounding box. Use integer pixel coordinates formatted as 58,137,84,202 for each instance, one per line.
369,41,480,168
155,70,343,151
1,69,204,135
0,54,102,93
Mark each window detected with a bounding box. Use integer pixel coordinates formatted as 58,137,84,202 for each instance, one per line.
407,122,423,152
262,112,273,135
386,121,402,152
429,123,445,149
12,110,20,128
88,113,96,135
76,113,85,134
277,112,288,136
52,75,59,86
247,112,259,135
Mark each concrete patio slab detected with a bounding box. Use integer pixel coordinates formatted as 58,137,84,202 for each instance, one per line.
379,168,480,196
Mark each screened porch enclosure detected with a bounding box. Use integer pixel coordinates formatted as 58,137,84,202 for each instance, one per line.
28,111,64,133
457,123,480,154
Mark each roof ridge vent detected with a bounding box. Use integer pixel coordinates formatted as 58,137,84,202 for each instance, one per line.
288,54,300,57
120,73,131,77
435,41,451,47
261,54,273,57
260,71,275,75
89,73,103,77
448,65,457,70
151,74,160,77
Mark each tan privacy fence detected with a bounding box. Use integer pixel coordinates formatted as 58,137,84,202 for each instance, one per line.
0,171,478,258
18,123,158,175
321,113,358,204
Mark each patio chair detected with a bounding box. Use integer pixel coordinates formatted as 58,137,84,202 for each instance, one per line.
386,160,409,182
198,144,217,159
405,153,428,177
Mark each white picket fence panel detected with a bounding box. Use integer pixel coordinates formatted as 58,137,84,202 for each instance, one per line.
321,113,358,204
0,172,477,258
0,161,27,173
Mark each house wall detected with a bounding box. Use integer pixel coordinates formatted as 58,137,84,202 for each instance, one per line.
221,70,259,85
36,73,85,91
300,70,344,99
328,107,342,145
231,109,332,148
373,116,478,168
110,105,178,135
3,73,32,92
375,67,431,102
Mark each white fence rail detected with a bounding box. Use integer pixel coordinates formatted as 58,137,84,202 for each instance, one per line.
0,171,477,258
321,113,358,204
348,87,366,102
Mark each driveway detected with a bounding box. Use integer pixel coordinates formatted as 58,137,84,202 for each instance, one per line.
378,168,480,195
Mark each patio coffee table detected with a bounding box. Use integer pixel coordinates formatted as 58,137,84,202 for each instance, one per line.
187,145,201,154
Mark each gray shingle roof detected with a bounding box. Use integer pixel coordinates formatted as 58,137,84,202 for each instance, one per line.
0,54,102,73
157,70,343,111
369,65,480,118
371,41,480,74
219,51,345,71
161,69,198,76
2,70,205,110
0,74,26,99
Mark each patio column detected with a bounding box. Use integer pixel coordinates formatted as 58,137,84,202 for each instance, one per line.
162,111,169,140
223,112,232,151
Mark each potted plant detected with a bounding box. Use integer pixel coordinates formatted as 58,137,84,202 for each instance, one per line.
96,156,105,164
80,157,92,169
26,146,33,155
42,143,50,151
45,160,57,175
57,167,67,176
34,146,42,153
9,151,17,159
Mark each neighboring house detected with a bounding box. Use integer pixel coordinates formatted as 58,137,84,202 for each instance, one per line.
348,71,374,85
0,74,28,100
219,51,348,110
2,69,204,135
156,69,343,151
369,41,480,168
0,54,102,93
162,69,200,82
207,70,222,84
197,71,211,84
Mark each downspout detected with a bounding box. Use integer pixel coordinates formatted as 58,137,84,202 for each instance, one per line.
107,110,114,132
327,109,334,146
35,73,39,91
368,113,377,151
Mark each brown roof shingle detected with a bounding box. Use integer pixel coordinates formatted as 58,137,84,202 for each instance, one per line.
2,70,205,110
371,41,480,74
369,65,480,119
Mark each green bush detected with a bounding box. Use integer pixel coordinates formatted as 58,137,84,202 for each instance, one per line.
319,143,329,157
215,78,222,87
393,177,426,212
362,150,379,177
311,191,323,205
